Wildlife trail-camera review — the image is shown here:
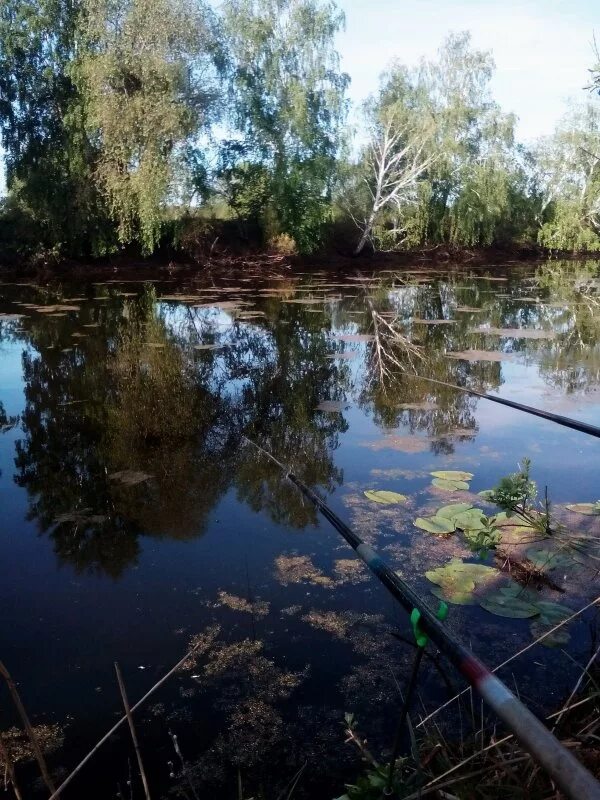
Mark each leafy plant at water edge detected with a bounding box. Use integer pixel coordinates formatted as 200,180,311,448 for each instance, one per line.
487,457,600,563
488,457,537,518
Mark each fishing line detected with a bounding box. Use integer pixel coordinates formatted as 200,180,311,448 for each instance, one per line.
243,436,600,800
401,371,600,439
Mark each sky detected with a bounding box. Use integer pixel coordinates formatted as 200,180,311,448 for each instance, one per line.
0,0,598,195
338,0,599,143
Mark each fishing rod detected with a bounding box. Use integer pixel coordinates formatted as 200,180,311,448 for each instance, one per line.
243,435,600,800
402,372,600,439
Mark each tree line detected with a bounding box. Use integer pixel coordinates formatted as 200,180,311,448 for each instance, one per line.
0,0,599,262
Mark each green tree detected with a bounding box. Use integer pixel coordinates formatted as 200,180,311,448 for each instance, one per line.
535,102,600,252
76,0,224,253
353,32,528,252
0,0,111,256
221,0,349,253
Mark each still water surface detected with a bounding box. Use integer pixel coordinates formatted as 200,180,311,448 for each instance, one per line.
1,260,600,797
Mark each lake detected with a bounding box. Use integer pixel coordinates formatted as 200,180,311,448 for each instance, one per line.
1,259,600,799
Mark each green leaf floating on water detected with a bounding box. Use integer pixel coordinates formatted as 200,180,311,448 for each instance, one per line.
425,558,498,604
414,516,456,535
536,601,572,622
432,478,470,491
565,502,600,516
431,470,474,481
478,489,495,500
364,490,408,505
453,508,487,531
431,585,477,605
479,591,540,619
436,502,473,520
526,549,573,571
494,582,538,602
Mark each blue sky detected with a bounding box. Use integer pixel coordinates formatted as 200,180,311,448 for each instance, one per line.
0,0,598,194
338,0,599,142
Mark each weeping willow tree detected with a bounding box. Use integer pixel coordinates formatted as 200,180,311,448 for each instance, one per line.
76,0,224,253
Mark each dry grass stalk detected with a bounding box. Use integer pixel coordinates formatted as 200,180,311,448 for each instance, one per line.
48,633,211,800
114,662,152,800
0,660,56,795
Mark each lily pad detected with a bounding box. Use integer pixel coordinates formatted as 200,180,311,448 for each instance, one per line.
436,503,473,520
453,509,487,531
565,502,600,516
431,585,478,606
536,601,572,623
478,489,495,500
479,592,540,619
526,549,573,571
431,470,474,481
432,478,470,491
426,559,498,587
364,490,408,505
495,582,538,602
426,559,498,605
414,516,456,535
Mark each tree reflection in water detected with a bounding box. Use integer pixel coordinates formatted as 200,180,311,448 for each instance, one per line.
6,260,600,576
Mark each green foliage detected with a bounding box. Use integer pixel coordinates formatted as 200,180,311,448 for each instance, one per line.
535,103,600,252
488,457,537,515
1,8,598,261
355,32,532,252
76,0,223,253
0,0,113,256
221,0,348,253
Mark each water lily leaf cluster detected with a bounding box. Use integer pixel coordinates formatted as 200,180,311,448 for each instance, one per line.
414,498,502,554
425,558,498,605
425,559,573,644
430,470,474,492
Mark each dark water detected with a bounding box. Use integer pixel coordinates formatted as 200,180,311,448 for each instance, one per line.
1,260,600,798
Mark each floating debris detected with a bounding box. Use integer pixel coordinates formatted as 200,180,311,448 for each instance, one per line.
216,591,270,618
109,470,153,486
446,349,514,362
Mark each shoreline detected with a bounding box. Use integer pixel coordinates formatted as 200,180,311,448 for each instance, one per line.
0,244,594,282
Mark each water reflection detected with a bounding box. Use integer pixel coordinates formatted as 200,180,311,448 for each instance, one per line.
2,260,600,576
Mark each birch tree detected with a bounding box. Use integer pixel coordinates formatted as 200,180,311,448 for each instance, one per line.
354,104,435,254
